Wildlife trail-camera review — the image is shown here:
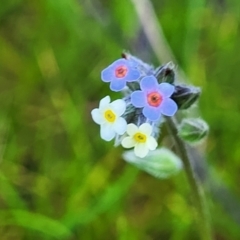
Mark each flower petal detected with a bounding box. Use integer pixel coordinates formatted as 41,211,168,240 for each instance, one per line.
134,143,149,158
122,136,135,148
110,79,126,92
131,91,146,108
125,68,141,82
139,123,152,135
140,76,158,91
99,96,110,109
147,136,158,150
160,98,178,116
143,106,162,121
91,109,103,124
110,99,126,116
158,83,175,97
100,123,115,141
101,67,113,82
126,123,138,136
113,117,127,135
128,59,138,68
111,58,128,68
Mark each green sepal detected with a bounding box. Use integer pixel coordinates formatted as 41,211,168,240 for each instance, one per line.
126,82,141,92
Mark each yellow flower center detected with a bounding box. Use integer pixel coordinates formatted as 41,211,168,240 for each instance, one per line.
134,132,147,143
104,109,116,123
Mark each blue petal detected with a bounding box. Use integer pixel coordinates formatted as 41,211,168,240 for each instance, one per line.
140,76,158,91
125,68,141,82
101,67,113,82
110,79,126,92
143,105,162,121
111,58,128,68
131,91,146,108
160,98,178,116
158,83,175,97
128,59,139,68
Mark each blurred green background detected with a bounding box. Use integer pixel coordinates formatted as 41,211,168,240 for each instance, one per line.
1,0,240,239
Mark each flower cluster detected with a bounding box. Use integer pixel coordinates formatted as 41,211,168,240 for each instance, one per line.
91,53,200,158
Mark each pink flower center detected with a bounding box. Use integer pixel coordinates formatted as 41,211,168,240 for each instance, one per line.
115,65,128,78
147,92,162,107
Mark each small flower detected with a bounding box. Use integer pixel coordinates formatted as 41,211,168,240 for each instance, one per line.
131,76,178,121
101,59,141,92
91,96,127,141
121,123,158,158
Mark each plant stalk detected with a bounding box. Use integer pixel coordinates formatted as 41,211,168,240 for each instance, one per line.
165,117,212,240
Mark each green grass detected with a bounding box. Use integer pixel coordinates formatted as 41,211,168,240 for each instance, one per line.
1,0,240,239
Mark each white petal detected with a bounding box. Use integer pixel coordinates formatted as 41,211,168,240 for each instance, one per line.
110,99,126,116
139,123,152,135
121,137,135,148
113,117,127,135
100,123,115,141
134,143,149,158
126,123,138,136
99,96,111,109
147,136,158,150
91,109,103,124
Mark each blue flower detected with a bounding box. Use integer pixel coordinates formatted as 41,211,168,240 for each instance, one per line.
101,59,141,92
131,76,178,121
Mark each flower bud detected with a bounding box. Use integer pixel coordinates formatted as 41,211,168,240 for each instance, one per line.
171,85,201,109
178,118,209,144
155,62,175,84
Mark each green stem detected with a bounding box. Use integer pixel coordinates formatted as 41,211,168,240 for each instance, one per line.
165,117,212,240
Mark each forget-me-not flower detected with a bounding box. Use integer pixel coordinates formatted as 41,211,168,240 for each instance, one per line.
91,96,127,141
101,59,141,92
121,123,158,158
131,76,178,121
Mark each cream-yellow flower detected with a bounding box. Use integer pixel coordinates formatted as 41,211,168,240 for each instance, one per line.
121,123,158,158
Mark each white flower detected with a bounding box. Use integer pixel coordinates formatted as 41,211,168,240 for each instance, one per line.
91,96,127,141
121,123,158,158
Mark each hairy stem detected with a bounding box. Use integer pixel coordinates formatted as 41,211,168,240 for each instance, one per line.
166,117,212,240
131,0,212,238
